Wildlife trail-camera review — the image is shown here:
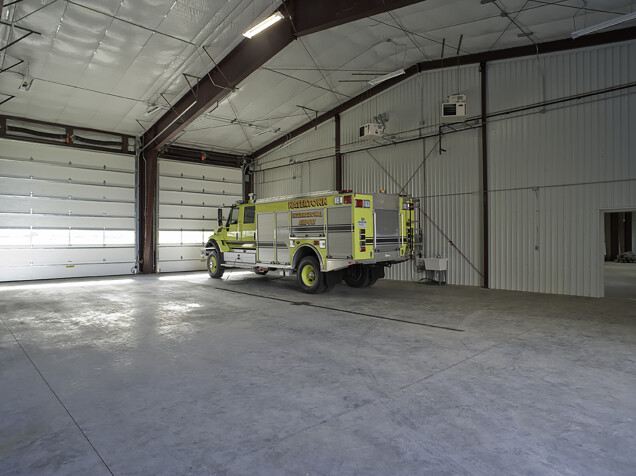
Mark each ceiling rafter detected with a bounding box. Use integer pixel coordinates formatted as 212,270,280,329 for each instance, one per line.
141,0,429,152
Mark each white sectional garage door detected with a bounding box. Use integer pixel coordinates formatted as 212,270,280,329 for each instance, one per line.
0,138,136,282
157,159,242,273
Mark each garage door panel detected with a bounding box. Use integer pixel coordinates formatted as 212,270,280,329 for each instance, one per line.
0,197,133,216
159,176,242,196
157,245,204,261
159,190,239,207
1,214,135,228
0,145,134,171
0,161,134,187
1,262,134,282
159,204,225,220
0,140,136,281
0,177,135,202
158,218,212,231
159,160,241,182
0,247,135,266
158,229,207,245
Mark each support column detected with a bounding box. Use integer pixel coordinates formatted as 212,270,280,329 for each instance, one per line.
335,114,342,190
139,147,158,274
480,61,490,289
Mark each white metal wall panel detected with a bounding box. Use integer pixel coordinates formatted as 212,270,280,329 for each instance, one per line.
341,66,483,285
157,159,242,273
340,65,481,154
487,40,636,297
425,130,483,287
0,138,135,281
255,119,335,199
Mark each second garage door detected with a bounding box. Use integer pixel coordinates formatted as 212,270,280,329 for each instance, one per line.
157,159,242,273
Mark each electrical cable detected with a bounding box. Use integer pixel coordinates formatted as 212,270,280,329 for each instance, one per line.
387,11,431,61
281,3,342,107
399,137,440,195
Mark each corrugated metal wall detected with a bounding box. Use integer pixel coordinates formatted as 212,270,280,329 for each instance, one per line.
487,40,636,297
341,66,483,285
255,119,335,199
253,40,636,296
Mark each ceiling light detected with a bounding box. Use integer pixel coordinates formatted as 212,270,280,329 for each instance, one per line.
368,69,405,86
243,12,284,39
145,104,163,116
571,11,636,39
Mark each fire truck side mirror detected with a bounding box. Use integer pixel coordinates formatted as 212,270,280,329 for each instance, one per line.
217,208,223,227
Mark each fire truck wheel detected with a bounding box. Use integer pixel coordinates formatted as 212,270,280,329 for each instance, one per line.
254,267,269,275
344,264,371,287
207,249,225,279
297,256,325,293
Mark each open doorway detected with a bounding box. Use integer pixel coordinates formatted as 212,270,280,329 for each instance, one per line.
603,211,636,298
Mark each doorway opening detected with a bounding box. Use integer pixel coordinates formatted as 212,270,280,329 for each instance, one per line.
603,211,636,298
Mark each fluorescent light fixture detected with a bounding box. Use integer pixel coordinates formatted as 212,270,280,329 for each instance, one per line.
368,69,405,86
145,104,163,116
571,11,636,39
243,12,284,38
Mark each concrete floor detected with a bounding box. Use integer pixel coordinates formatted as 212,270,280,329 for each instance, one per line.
605,261,636,299
1,272,635,476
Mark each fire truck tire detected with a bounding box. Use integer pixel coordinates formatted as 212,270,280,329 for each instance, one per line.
207,249,225,279
297,256,325,293
343,264,371,287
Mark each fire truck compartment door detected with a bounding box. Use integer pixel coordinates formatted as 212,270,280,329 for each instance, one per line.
257,212,275,263
374,209,400,252
275,211,290,265
327,206,353,258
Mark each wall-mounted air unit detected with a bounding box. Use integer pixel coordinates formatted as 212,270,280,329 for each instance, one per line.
359,123,383,139
441,94,467,122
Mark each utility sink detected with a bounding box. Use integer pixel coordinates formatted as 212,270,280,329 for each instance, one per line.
423,257,448,271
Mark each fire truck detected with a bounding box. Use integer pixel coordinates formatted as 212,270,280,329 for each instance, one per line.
202,190,418,293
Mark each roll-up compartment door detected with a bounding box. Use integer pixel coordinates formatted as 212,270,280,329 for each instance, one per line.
0,138,136,282
157,159,242,272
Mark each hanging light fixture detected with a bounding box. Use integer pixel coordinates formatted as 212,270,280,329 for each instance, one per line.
571,11,636,39
243,12,284,39
368,69,405,86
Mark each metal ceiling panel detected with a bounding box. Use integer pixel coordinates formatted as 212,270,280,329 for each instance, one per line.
2,0,635,151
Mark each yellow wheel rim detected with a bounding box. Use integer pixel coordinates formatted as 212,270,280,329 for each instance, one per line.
209,255,217,273
301,264,316,286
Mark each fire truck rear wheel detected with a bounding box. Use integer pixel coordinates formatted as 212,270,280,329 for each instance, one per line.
207,249,224,279
254,267,268,275
297,256,325,293
344,264,371,287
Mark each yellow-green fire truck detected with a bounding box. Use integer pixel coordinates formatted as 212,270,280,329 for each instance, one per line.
202,190,417,293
